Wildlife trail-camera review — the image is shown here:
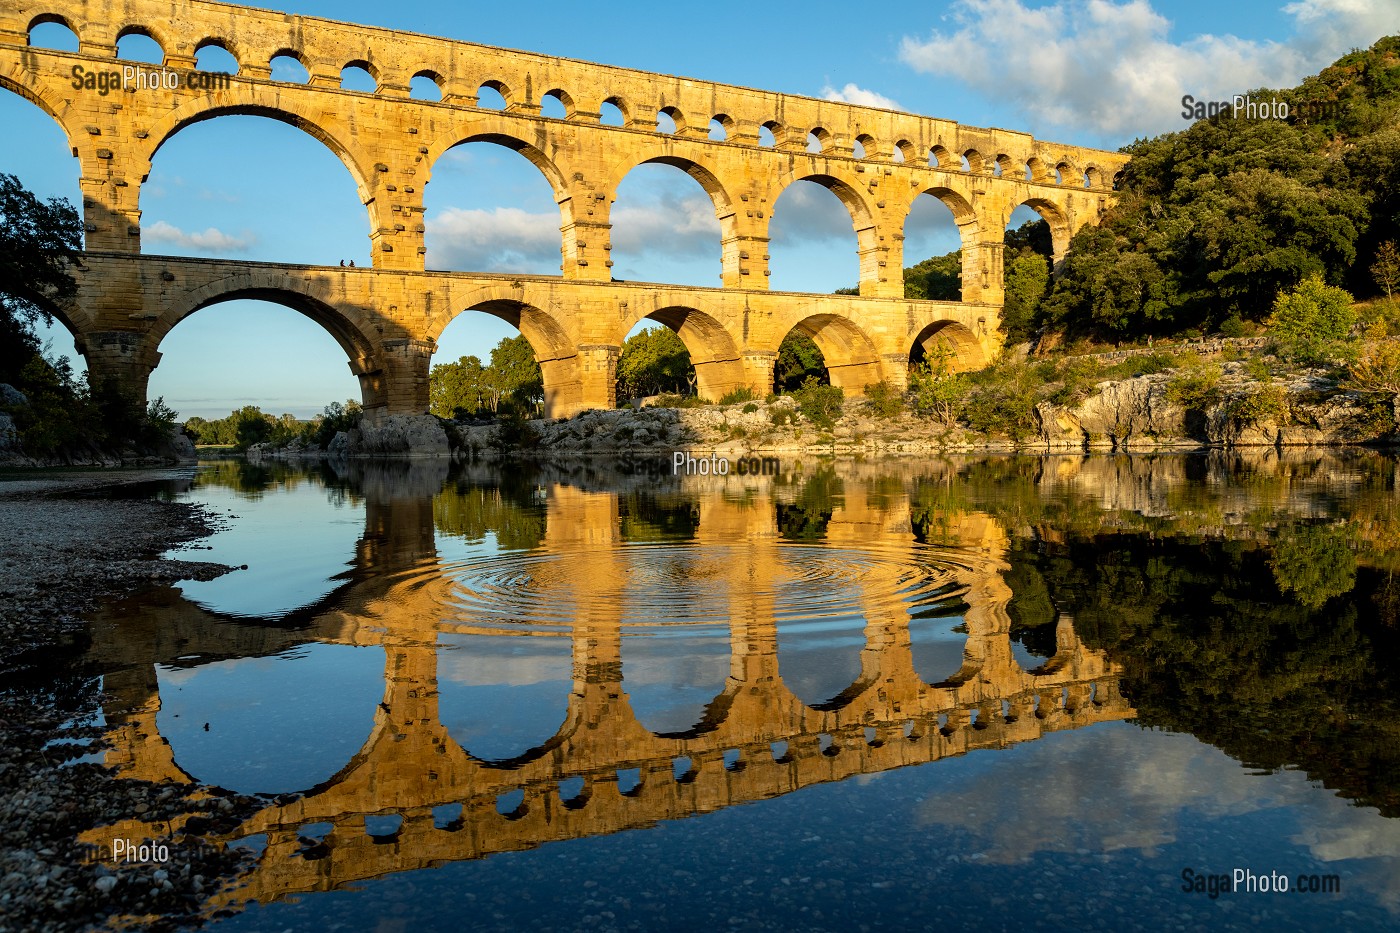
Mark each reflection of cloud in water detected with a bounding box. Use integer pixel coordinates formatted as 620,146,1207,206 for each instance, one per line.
918,724,1400,909
436,635,572,761
623,631,730,734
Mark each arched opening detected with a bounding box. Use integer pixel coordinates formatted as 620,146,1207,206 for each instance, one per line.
1085,165,1104,188
149,293,372,423
903,188,974,302
854,134,875,159
806,128,830,153
1057,161,1082,187
27,15,78,51
1026,157,1053,184
931,145,952,169
340,61,376,93
962,149,984,174
657,106,684,135
600,96,628,127
115,27,163,64
620,306,744,403
269,51,309,83
768,177,866,293
1011,199,1071,268
610,160,724,287
773,314,880,394
622,620,732,737
424,138,566,275
1000,203,1058,344
410,71,443,101
432,299,568,419
156,644,383,795
994,154,1014,177
541,89,572,120
194,40,238,74
438,632,572,763
708,115,732,141
893,140,915,164
143,113,370,265
476,82,508,110
909,320,985,373
759,121,780,147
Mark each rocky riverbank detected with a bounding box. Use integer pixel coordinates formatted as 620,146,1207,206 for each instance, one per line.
0,469,262,932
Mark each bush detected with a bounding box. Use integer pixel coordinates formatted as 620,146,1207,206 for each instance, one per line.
741,402,759,414
909,354,967,426
864,381,904,418
1219,315,1249,338
1269,274,1357,364
962,362,1040,441
770,408,795,427
1347,336,1400,394
1165,357,1223,409
1224,383,1289,431
1046,356,1103,407
793,377,844,429
719,387,757,405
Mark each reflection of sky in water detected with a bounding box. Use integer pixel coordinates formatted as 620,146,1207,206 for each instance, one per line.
622,626,731,734
909,614,970,684
155,644,384,795
169,480,363,618
212,721,1400,932
437,634,572,762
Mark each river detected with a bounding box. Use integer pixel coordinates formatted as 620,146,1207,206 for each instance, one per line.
44,450,1400,930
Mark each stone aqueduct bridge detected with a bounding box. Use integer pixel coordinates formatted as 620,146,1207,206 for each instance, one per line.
1,0,1131,417
82,465,1132,912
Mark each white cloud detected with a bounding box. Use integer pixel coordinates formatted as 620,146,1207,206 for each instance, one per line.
425,206,562,273
821,82,903,111
898,0,1400,138
143,220,255,254
769,181,860,243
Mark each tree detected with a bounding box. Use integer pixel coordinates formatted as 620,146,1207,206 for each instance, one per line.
0,172,83,388
488,335,543,413
1001,252,1049,343
430,354,488,418
1269,274,1357,364
775,332,826,391
1373,241,1399,301
617,327,693,399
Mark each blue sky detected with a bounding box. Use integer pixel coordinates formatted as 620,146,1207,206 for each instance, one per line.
3,0,1396,418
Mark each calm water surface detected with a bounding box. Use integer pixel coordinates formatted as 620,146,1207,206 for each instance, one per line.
70,452,1400,930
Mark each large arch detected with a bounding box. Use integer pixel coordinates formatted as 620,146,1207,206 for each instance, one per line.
902,185,978,301
622,304,746,402
151,280,384,410
767,171,876,294
769,312,883,394
607,155,731,287
0,70,76,153
1009,197,1073,267
910,319,986,373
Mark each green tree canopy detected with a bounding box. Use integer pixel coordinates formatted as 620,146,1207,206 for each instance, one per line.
616,326,694,398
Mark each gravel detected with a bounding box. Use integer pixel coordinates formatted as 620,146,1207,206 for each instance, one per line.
0,468,262,932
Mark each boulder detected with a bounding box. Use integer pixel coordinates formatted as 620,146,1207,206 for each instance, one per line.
347,413,450,458
0,383,28,409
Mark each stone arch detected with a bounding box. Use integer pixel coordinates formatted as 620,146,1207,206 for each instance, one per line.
910,320,985,372
854,133,877,159
426,127,569,204
0,68,77,146
410,69,444,100
613,154,735,217
341,59,379,92
771,312,883,395
152,279,385,409
1026,156,1055,184
624,304,746,402
1084,165,1104,188
142,97,378,214
541,87,574,118
993,153,1014,177
962,148,987,174
269,47,310,82
475,78,512,108
1011,197,1073,266
772,171,876,239
601,94,632,126
434,292,579,418
193,36,241,70
114,23,167,62
760,119,782,146
893,139,916,163
709,113,734,141
26,12,79,45
902,185,978,301
807,126,832,153
1056,160,1083,186
930,144,953,169
657,104,686,134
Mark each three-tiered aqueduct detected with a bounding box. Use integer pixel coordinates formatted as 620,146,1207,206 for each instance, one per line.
1,0,1130,417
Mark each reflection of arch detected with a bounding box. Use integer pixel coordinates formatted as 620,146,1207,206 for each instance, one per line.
631,305,745,402
911,320,985,372
775,312,882,393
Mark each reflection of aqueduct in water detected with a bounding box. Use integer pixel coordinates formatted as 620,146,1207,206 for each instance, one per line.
2,0,1130,416
84,464,1132,912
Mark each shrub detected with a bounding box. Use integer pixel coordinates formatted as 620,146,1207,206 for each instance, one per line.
741,402,759,414
1165,357,1223,410
864,381,904,418
962,362,1040,441
1269,274,1357,364
1347,336,1400,394
793,377,844,429
1220,315,1249,338
770,408,795,427
1224,383,1289,431
909,354,967,426
719,387,757,405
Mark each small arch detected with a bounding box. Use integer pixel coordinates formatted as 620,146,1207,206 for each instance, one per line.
1112,170,1125,190
1013,197,1073,265
115,26,164,64
1026,157,1055,184
1056,161,1082,186
340,61,377,93
854,134,876,159
269,50,309,84
708,114,734,142
601,95,630,127
962,149,985,174
476,80,510,110
807,127,831,153
27,14,79,51
910,320,985,372
776,313,882,394
930,145,953,169
541,88,573,120
893,139,915,164
193,40,239,75
657,105,685,135
994,154,1014,177
410,70,444,101
759,120,781,147
1084,165,1104,188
